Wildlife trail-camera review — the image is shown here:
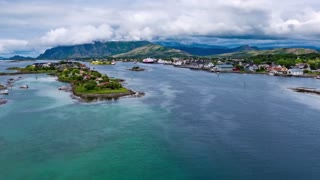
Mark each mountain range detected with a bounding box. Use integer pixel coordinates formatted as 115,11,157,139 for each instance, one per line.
37,41,268,59
2,41,320,60
39,41,156,59
37,41,191,59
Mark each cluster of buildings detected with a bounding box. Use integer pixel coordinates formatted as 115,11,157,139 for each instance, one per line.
153,58,317,76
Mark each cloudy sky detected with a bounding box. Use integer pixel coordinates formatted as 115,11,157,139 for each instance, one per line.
1,0,320,57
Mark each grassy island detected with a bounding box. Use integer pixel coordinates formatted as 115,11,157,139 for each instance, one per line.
7,61,136,100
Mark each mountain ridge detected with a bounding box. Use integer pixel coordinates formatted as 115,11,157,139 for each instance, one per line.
37,41,152,59
218,47,319,57
24,41,320,60
113,44,190,58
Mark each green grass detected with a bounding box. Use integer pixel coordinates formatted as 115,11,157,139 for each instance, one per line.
305,72,320,75
18,68,58,74
74,85,129,94
6,67,21,70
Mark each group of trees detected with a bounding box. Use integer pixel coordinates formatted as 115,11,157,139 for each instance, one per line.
58,67,122,91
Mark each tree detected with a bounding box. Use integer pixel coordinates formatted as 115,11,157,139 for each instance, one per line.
253,59,261,65
84,81,97,90
105,81,122,89
102,75,109,82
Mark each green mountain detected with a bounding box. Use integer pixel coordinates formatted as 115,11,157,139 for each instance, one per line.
37,41,152,59
158,42,260,56
218,48,319,58
113,44,190,58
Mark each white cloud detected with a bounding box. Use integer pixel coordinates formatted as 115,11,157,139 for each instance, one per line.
39,24,114,46
1,0,320,55
0,40,29,55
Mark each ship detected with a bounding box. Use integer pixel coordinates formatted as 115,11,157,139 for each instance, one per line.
142,58,156,63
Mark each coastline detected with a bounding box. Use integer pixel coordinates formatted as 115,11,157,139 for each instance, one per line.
71,88,144,101
0,71,55,76
169,65,319,79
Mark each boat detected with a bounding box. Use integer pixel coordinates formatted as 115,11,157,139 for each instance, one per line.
142,58,156,63
20,85,29,89
111,60,116,65
0,90,9,95
316,76,320,79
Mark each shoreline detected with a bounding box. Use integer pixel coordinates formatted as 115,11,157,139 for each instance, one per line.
0,71,54,76
169,65,319,79
71,87,145,102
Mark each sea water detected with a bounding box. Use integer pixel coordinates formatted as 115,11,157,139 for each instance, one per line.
1,61,320,180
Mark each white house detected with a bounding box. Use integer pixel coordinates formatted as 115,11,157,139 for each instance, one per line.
204,62,214,69
288,69,304,76
211,64,234,72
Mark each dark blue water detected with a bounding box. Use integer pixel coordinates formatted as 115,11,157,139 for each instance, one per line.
1,61,320,179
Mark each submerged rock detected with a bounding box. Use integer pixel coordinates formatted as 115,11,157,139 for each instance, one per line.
0,99,7,105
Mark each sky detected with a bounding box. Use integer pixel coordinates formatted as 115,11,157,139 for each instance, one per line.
1,0,320,57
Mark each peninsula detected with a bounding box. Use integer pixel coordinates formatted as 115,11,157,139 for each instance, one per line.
2,61,142,101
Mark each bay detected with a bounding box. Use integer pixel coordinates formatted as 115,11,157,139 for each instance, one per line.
1,61,320,180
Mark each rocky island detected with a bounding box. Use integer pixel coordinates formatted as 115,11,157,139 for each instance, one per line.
0,84,6,90
128,66,146,71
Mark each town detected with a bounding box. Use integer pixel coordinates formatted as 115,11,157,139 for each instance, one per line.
87,55,320,78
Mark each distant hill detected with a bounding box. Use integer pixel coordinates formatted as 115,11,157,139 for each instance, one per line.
37,41,152,59
0,56,5,60
218,48,319,58
7,55,35,60
113,44,190,58
157,42,259,56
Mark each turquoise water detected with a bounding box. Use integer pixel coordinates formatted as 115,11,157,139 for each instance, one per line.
1,61,320,179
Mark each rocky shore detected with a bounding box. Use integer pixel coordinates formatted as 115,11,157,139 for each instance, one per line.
71,88,145,102
0,85,6,90
0,99,7,105
289,87,320,95
0,71,51,76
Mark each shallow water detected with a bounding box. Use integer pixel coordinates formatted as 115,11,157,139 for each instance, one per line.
1,61,320,180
